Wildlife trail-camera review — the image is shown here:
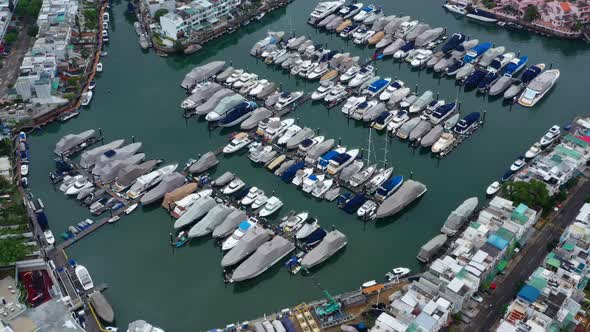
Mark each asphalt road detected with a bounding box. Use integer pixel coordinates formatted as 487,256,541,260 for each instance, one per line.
0,21,33,98
464,179,590,332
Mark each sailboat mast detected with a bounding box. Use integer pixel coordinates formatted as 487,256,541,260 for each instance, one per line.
383,132,388,168
366,127,372,163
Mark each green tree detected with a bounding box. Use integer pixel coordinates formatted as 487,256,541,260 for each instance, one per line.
503,180,550,211
83,9,98,30
4,31,18,44
524,5,539,22
26,0,42,18
173,40,184,53
15,0,29,17
154,9,168,20
0,239,28,265
27,24,39,37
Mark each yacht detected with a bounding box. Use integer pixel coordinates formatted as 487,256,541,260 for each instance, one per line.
372,111,395,131
341,96,366,115
353,4,376,21
510,157,526,172
466,8,498,23
387,110,410,134
539,125,560,147
429,102,456,125
292,167,314,186
241,187,264,206
348,66,375,88
518,69,560,107
307,63,330,80
379,80,404,101
366,167,394,193
302,174,324,193
393,41,416,60
127,164,178,199
223,178,246,195
274,91,304,110
218,101,258,127
453,112,481,135
396,117,421,139
357,200,377,218
349,165,376,188
226,69,245,83
394,20,419,39
264,118,295,141
66,177,93,196
444,113,461,130
365,77,391,98
312,179,334,198
340,65,361,82
374,175,404,201
297,60,318,78
375,180,427,219
75,265,94,290
353,29,375,45
443,2,467,15
298,136,325,153
277,125,302,146
311,82,335,101
222,221,255,251
339,23,360,38
409,91,434,114
301,230,347,268
339,3,363,19
171,189,212,218
259,196,283,217
251,194,269,210
324,84,347,103
223,133,252,154
231,236,294,282
410,50,433,68
233,73,258,89
463,42,493,63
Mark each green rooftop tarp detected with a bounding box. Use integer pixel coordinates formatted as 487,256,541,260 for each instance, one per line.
528,276,548,291
564,134,589,148
496,227,516,242
555,144,583,160
497,260,508,272
562,243,576,252
546,257,561,269
512,204,529,224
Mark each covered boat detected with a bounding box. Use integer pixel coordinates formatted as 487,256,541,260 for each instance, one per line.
113,159,158,191
174,196,216,229
286,127,315,149
420,125,444,148
417,234,447,262
441,197,478,236
94,153,145,183
54,129,96,156
194,89,235,116
408,120,432,142
80,139,125,168
212,210,248,238
221,226,271,267
89,292,114,324
305,139,335,163
140,172,186,205
375,180,427,219
94,142,143,170
161,182,198,211
415,27,444,47
181,61,226,90
231,236,295,282
240,107,273,130
188,204,233,238
188,152,219,174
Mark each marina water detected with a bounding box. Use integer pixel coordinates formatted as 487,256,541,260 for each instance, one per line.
26,0,590,329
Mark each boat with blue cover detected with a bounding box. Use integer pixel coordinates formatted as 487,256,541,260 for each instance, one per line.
393,41,415,60
365,78,391,97
463,42,492,64
218,101,258,127
342,193,367,214
320,50,338,63
453,112,481,134
504,55,529,77
521,63,544,84
375,175,404,201
477,71,499,92
441,33,465,53
336,192,353,206
429,102,456,124
280,161,305,182
317,147,346,171
464,69,487,89
446,60,464,76
303,228,327,246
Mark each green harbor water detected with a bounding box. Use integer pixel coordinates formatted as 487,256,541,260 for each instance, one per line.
26,0,590,330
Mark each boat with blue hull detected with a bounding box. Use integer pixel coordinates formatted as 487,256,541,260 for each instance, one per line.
441,33,465,53
342,193,367,214
463,42,492,64
453,112,481,134
218,101,258,127
280,161,305,182
375,175,404,201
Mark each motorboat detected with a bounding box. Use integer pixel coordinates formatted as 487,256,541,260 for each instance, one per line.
80,91,93,106
301,230,347,268
539,125,560,147
463,69,487,89
249,145,276,164
521,63,546,85
525,142,542,159
339,22,360,38
445,60,465,76
240,107,272,131
311,82,335,101
453,112,481,135
250,31,284,56
340,65,360,82
410,49,433,68
366,167,394,192
341,96,366,115
305,139,335,164
264,118,295,141
59,175,80,192
365,77,391,97
66,177,93,196
286,127,315,149
277,125,302,146
193,89,235,116
286,36,308,50
249,80,270,96
221,220,255,251
503,80,525,100
274,91,304,110
393,41,415,60
353,4,376,21
385,267,411,281
349,165,376,187
75,265,94,291
414,27,444,47
292,167,313,186
317,147,347,171
312,179,334,198
387,110,410,133
489,76,513,96
299,136,325,154
327,149,359,175
463,42,492,63
181,83,223,110
353,29,375,45
348,66,375,87
350,100,378,120
307,63,330,80
518,69,560,107
357,200,377,218
504,55,529,78
218,101,258,127
127,164,178,199
216,66,236,82
205,94,245,121
389,86,411,106
241,187,264,206
486,181,501,196
336,19,353,33
431,132,455,153
372,111,395,130
318,14,338,28
375,180,427,219
339,2,363,19
233,73,258,89
54,129,97,156
374,175,404,201
171,189,212,218
222,178,245,195
441,33,466,53
362,102,386,122
466,8,497,23
297,60,317,78
259,196,283,217
394,20,418,39
368,31,385,45
181,61,226,90
223,133,252,154
478,46,506,67
510,157,526,172
251,194,270,210
324,84,347,103
443,2,467,15
363,7,383,24
379,80,404,101
302,173,324,193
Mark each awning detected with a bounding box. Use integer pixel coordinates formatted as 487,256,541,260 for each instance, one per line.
496,260,508,272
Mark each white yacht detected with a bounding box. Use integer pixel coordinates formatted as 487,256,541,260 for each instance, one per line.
312,179,334,198
387,111,410,133
311,82,335,100
222,220,255,251
324,84,347,103
80,91,93,106
302,174,325,193
259,196,283,217
379,80,404,101
223,132,252,154
277,125,302,146
66,177,93,196
539,125,560,147
241,187,264,206
308,1,345,25
292,168,314,186
341,96,366,115
348,66,375,88
431,133,455,153
223,178,246,194
486,181,500,196
127,164,178,199
518,69,560,107
525,142,542,159
339,65,360,82
75,265,94,291
251,194,269,209
274,91,304,110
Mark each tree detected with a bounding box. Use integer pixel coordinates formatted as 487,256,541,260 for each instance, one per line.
524,5,539,22
0,239,28,265
154,9,169,20
4,31,18,44
83,9,98,30
503,180,550,211
27,25,39,37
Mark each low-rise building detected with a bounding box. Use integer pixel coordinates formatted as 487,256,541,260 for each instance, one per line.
159,0,240,40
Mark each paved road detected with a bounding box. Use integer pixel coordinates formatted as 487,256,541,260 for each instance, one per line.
464,179,590,332
0,21,33,98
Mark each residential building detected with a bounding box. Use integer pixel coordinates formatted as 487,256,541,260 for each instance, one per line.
159,0,241,40
144,0,175,17
496,210,590,332
0,156,10,181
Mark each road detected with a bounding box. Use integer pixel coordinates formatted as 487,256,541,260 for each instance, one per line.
0,21,33,98
464,179,590,332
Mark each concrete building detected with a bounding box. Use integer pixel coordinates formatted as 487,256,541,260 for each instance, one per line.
0,156,10,181
144,0,175,17
159,0,241,40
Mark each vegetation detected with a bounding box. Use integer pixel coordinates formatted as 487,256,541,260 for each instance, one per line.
83,9,98,30
482,0,496,9
503,180,550,211
27,25,38,37
173,40,184,53
154,9,169,20
4,30,18,44
15,0,42,18
524,5,539,22
0,238,29,265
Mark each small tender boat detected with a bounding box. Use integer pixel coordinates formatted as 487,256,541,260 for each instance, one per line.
125,203,138,215
510,157,526,172
525,142,542,159
486,181,501,196
80,91,93,106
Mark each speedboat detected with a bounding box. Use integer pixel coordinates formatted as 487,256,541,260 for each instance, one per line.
80,91,93,106
327,149,359,175
241,187,264,206
539,125,560,147
44,230,55,245
486,181,501,196
353,5,376,21
429,102,456,124
379,80,404,101
443,2,467,15
385,267,411,281
223,132,252,154
453,112,481,135
339,3,363,19
274,91,304,110
374,175,404,201
349,165,376,188
324,84,347,103
311,82,335,100
518,69,559,107
222,221,255,251
372,111,395,130
341,96,366,115
510,157,526,172
463,42,492,63
364,77,391,97
259,196,283,217
357,200,377,218
66,176,93,196
299,136,325,153
525,142,542,159
75,265,94,291
223,178,245,195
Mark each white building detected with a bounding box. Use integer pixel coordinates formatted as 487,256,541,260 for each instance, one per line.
159,0,241,40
